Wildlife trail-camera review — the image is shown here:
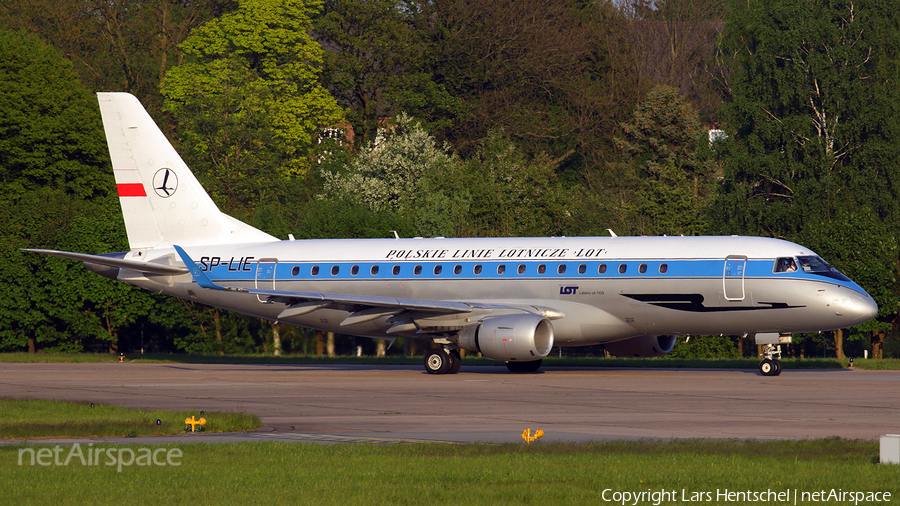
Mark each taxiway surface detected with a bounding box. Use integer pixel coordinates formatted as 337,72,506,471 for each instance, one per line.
2,363,898,443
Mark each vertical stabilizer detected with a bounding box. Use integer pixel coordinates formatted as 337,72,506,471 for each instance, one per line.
97,92,276,249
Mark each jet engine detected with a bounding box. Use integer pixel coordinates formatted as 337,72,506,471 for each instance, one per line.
603,334,677,358
457,314,554,362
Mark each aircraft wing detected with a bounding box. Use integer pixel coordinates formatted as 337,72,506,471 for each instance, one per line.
173,245,563,330
174,245,474,313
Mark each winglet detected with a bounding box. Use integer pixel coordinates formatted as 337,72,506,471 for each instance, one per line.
173,245,224,291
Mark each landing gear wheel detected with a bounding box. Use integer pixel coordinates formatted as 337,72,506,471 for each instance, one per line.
759,358,776,376
506,359,543,373
447,350,462,374
758,341,785,377
424,349,451,374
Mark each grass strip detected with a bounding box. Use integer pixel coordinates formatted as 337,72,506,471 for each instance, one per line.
1,439,897,505
0,398,260,439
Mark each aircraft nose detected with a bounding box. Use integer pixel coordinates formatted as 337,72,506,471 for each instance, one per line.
856,293,879,322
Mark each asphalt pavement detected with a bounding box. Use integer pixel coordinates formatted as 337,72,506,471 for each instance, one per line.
2,362,898,444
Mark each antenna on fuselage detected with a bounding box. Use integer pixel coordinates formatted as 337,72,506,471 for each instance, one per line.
391,230,400,240
607,229,618,238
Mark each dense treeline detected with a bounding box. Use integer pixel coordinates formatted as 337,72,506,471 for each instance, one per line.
2,0,899,358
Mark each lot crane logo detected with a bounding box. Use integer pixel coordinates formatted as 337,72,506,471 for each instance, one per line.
153,168,178,198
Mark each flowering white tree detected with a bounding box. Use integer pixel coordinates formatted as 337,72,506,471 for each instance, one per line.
321,113,460,212
321,114,576,238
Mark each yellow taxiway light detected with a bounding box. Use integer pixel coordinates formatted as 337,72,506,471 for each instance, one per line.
185,416,207,432
521,428,544,444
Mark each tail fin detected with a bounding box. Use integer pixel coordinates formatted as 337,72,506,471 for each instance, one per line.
97,92,276,250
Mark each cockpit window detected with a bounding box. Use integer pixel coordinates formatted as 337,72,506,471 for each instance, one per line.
797,255,831,273
775,255,851,282
774,257,798,273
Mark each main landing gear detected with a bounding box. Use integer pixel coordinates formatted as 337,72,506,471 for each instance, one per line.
424,346,462,375
759,343,783,376
423,346,545,374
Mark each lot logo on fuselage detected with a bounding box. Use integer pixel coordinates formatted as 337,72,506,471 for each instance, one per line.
153,168,178,198
559,286,578,295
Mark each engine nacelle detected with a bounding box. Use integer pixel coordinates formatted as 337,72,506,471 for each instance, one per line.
457,314,554,362
604,335,677,358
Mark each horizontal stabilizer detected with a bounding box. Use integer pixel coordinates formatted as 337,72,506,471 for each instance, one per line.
23,249,188,276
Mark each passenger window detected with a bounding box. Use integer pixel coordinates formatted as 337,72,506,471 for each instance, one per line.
351,265,359,276
497,264,506,275
558,264,566,275
578,264,586,274
392,265,400,275
639,263,647,274
291,266,300,276
618,263,627,274
517,264,526,275
434,265,442,275
774,257,798,273
311,265,320,276
331,265,340,276
474,264,482,275
453,265,462,275
414,265,422,275
598,264,607,274
538,264,546,274
659,263,668,274
371,265,380,275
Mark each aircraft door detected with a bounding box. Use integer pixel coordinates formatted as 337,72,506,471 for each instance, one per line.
255,258,278,302
723,255,747,301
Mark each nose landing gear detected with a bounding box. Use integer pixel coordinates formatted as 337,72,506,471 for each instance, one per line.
759,350,782,376
755,333,790,376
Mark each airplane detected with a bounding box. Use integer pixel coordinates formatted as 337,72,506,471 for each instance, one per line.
25,93,878,376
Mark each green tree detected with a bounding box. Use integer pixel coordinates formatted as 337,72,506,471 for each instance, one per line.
0,0,233,120
163,0,343,213
413,0,641,175
315,0,460,146
619,0,725,121
615,86,718,235
0,30,152,352
666,335,741,359
447,131,578,238
712,0,900,353
321,115,577,238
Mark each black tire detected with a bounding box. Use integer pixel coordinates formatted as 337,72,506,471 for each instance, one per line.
506,359,543,373
447,350,462,374
772,359,782,376
759,358,776,376
424,349,451,374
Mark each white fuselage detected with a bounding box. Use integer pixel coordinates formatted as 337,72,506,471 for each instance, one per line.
113,235,877,346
